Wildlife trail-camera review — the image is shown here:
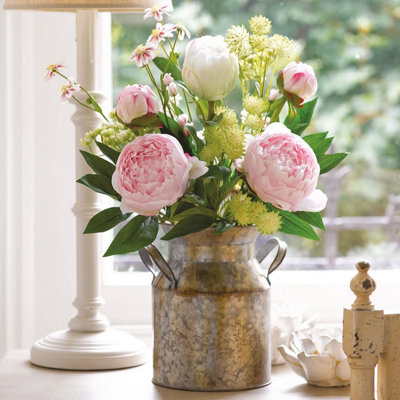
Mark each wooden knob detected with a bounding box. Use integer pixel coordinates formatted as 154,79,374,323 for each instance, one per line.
350,261,376,310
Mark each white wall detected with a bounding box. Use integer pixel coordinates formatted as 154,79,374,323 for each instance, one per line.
0,10,77,353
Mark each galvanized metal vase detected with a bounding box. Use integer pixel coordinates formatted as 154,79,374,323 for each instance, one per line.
139,225,287,392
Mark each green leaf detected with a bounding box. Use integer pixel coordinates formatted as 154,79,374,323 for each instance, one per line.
267,204,320,240
158,112,191,154
103,215,159,257
204,165,231,181
77,174,121,200
153,57,182,81
302,132,332,157
205,179,219,210
171,206,217,222
181,192,207,207
214,220,235,235
171,102,184,116
319,153,349,174
161,215,214,241
218,174,243,205
285,97,318,135
203,113,223,126
158,112,181,135
294,211,325,231
80,150,115,179
185,124,205,155
95,141,121,164
84,207,131,234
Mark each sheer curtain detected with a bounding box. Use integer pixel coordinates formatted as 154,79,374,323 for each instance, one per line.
0,9,77,354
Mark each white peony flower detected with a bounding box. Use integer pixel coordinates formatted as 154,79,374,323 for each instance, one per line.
182,35,239,101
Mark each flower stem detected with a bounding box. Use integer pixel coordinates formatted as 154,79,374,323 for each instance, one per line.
160,42,169,58
183,89,193,121
72,95,96,111
196,100,206,121
145,64,171,130
54,69,108,122
265,55,280,101
208,101,215,121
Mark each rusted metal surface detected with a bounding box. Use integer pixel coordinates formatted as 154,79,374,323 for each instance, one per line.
142,226,286,391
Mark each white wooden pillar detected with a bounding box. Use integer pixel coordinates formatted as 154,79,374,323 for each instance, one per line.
30,10,148,370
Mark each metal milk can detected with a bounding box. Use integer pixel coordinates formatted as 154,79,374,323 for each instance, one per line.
139,225,287,391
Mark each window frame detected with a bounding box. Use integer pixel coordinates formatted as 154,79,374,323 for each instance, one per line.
101,13,400,329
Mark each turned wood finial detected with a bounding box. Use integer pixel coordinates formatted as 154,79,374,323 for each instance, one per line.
350,261,376,311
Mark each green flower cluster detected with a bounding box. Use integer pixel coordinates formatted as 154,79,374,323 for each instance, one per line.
200,107,246,163
81,111,136,151
225,14,294,108
228,193,282,235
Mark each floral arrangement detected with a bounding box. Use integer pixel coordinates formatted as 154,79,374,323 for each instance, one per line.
47,0,347,257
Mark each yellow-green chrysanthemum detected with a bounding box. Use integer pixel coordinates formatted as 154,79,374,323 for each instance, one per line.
204,125,224,147
243,95,265,114
223,126,246,160
249,15,272,35
249,34,269,50
225,25,251,58
216,106,238,128
245,114,266,130
249,202,282,235
200,142,221,164
267,34,293,57
229,193,253,225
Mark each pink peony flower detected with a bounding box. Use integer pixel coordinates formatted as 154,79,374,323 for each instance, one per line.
113,134,187,216
143,0,173,21
112,134,207,216
116,84,159,125
280,61,317,101
129,43,157,68
243,122,327,212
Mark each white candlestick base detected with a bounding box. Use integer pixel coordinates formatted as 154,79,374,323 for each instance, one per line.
30,329,148,370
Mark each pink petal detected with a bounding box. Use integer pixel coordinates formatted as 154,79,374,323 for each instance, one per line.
294,189,327,212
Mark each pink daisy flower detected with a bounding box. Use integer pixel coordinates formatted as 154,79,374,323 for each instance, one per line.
143,0,173,22
45,63,64,80
61,79,80,101
175,23,191,40
147,23,175,46
129,43,157,68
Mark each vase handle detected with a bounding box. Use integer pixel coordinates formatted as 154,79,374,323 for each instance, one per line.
139,245,177,288
256,237,287,284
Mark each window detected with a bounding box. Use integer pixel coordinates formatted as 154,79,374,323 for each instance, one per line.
103,0,400,325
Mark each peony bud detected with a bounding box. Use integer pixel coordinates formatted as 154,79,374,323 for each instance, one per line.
167,81,178,97
279,61,317,104
116,84,159,126
182,35,239,101
162,73,174,86
268,88,279,102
